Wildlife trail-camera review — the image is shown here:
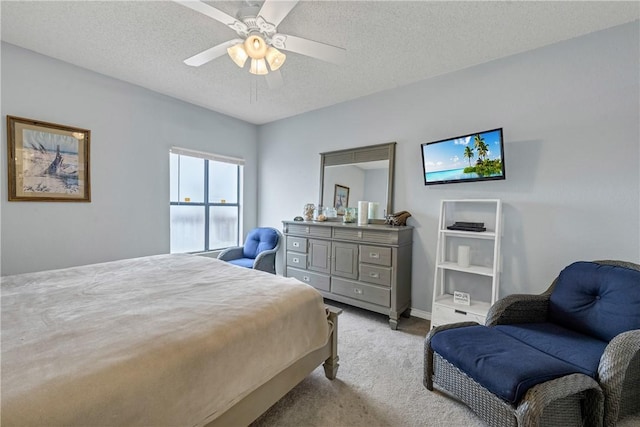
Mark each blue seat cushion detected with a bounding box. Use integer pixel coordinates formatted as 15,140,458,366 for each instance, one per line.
228,258,255,269
549,261,640,342
431,325,584,404
242,228,279,259
495,323,607,376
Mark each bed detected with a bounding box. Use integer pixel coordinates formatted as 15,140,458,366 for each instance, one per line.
1,253,340,426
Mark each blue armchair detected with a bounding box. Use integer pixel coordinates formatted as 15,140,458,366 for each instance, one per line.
217,227,282,274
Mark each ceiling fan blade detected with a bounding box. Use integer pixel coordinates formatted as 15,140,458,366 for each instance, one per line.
272,34,346,65
265,70,284,90
184,39,242,67
258,0,299,28
173,1,245,32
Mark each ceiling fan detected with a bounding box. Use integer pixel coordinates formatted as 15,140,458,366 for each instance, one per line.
174,0,347,88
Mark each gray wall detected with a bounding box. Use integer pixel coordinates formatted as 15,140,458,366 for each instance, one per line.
2,22,639,318
362,168,388,217
257,22,640,316
1,43,259,276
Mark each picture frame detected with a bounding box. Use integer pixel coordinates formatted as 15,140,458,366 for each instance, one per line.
6,116,91,202
453,291,471,306
333,184,349,215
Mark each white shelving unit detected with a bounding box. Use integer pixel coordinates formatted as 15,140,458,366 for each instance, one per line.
431,199,502,328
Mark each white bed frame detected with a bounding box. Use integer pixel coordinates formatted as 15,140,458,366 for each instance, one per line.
206,306,341,426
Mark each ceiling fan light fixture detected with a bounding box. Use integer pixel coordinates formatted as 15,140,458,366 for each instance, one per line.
250,58,269,75
227,43,249,68
265,46,286,71
244,34,268,59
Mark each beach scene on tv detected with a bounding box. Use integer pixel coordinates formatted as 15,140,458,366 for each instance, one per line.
423,129,504,183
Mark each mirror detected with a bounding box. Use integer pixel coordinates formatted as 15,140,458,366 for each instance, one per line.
319,142,396,223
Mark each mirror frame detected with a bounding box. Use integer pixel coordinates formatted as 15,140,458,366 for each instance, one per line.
319,142,396,224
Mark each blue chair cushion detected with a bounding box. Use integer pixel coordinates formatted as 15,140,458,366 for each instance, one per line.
549,261,640,342
431,325,584,404
494,323,607,376
228,258,255,269
242,228,279,259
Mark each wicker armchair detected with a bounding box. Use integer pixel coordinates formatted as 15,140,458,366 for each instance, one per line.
424,325,603,427
485,260,640,426
424,260,640,427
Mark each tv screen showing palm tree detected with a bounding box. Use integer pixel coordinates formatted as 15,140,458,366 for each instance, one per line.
421,128,505,185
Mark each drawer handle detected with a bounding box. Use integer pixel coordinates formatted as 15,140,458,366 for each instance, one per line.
305,227,310,233
292,257,299,263
293,242,300,248
353,288,363,295
302,276,310,282
369,272,380,278
455,310,467,315
369,252,380,259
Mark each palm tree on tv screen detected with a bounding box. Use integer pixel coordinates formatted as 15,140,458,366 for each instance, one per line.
463,146,474,166
474,134,488,160
463,133,501,176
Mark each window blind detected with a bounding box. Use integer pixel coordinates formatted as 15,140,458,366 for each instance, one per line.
170,146,245,166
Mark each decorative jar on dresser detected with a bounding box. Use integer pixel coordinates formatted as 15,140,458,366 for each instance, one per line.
282,220,413,330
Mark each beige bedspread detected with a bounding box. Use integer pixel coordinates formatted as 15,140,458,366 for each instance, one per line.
1,254,329,426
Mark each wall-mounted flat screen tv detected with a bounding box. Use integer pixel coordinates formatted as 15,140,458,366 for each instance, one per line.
421,128,505,185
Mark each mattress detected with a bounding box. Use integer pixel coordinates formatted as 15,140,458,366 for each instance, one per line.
1,254,329,426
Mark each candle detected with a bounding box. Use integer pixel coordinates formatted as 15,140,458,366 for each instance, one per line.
358,201,369,225
368,202,379,219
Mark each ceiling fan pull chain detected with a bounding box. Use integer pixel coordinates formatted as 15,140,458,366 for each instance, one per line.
249,76,258,104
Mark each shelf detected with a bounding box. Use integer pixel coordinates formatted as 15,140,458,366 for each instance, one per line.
432,199,502,328
437,262,494,276
440,199,501,203
440,229,496,239
434,294,492,316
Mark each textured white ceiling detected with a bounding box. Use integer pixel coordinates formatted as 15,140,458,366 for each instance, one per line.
1,1,638,124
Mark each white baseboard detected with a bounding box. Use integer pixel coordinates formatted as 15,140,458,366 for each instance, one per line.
409,307,430,320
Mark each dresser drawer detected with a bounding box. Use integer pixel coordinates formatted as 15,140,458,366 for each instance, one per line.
333,228,399,245
331,277,390,307
287,267,330,292
432,303,486,327
332,228,362,241
359,245,392,266
286,224,332,238
286,252,307,269
359,264,391,287
286,236,307,253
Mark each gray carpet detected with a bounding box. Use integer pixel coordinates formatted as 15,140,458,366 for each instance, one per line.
251,302,640,427
251,302,482,427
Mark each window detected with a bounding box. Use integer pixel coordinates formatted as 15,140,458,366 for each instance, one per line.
169,148,244,253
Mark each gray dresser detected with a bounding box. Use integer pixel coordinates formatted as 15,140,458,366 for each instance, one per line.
282,220,413,329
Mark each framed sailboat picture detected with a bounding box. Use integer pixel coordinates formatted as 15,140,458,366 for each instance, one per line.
7,116,91,202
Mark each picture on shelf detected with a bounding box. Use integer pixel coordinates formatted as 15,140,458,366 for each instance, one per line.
453,291,471,306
